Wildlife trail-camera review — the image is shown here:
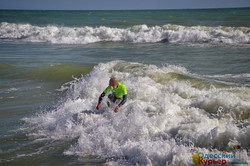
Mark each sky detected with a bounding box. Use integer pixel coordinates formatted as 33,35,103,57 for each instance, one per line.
0,0,250,10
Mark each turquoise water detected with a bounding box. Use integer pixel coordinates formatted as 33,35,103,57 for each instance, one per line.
1,9,250,27
0,9,250,165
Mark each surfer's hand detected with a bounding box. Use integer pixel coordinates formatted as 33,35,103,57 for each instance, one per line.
96,104,101,110
114,106,119,113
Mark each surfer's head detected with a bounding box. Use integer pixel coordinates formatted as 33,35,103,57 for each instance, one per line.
109,77,118,88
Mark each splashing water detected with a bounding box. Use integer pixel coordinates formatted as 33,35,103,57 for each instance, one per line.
22,61,250,165
1,22,250,45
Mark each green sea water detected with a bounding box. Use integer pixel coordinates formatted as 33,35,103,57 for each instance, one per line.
1,8,250,27
0,9,250,165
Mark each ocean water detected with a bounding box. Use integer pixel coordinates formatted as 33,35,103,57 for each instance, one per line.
0,9,250,165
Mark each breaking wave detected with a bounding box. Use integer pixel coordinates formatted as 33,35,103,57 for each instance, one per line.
22,61,250,165
1,22,250,45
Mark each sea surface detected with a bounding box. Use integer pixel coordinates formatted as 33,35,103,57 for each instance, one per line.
0,9,250,165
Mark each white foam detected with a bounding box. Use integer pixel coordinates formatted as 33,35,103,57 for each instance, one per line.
23,61,250,165
208,73,250,79
1,22,250,45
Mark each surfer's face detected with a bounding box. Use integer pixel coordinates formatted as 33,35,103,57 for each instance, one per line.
109,79,118,88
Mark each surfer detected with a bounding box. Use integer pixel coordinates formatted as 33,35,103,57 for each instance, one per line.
96,77,127,113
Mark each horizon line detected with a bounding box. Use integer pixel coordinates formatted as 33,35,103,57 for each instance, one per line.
0,6,250,11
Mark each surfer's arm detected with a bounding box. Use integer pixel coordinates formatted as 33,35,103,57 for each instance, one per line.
118,95,127,107
98,92,106,104
98,86,112,104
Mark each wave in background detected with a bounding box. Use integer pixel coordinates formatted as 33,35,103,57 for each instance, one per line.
22,61,250,165
1,22,250,45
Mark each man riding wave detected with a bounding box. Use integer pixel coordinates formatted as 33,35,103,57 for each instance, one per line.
96,77,127,113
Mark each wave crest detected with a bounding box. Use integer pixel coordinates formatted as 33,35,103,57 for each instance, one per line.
22,61,250,165
1,22,249,44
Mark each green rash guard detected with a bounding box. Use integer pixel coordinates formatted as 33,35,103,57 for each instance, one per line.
103,82,127,98
98,82,127,107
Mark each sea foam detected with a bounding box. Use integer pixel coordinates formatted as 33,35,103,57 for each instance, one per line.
23,61,250,165
1,22,250,45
